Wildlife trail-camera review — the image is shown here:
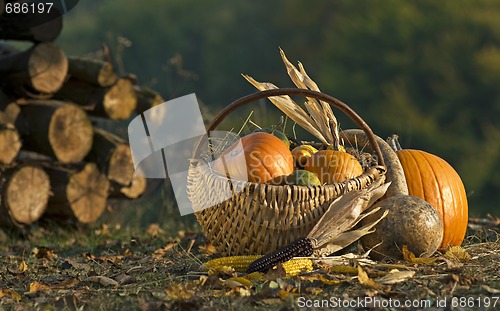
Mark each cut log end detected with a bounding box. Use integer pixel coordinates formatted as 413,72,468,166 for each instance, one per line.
120,175,147,199
67,163,109,223
0,127,21,164
29,42,68,94
98,62,117,87
49,104,93,163
108,143,135,185
103,79,137,120
5,165,50,224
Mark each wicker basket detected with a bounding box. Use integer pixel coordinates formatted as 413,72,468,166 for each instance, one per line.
188,88,386,256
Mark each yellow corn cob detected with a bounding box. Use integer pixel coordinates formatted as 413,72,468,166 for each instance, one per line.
281,258,313,276
202,255,262,273
202,255,313,277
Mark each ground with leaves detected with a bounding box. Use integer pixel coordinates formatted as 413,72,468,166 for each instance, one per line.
0,217,499,311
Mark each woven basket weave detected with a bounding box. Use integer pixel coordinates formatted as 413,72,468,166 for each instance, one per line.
188,89,386,256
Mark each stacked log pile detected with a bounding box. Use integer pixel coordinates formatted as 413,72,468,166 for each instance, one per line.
0,5,164,227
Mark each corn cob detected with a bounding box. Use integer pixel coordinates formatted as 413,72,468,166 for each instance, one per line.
202,255,262,273
202,255,313,277
247,237,314,273
281,258,313,277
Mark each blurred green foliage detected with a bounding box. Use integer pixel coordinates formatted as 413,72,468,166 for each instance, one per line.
57,0,499,215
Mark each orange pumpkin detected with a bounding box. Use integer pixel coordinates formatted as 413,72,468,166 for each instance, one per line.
212,132,294,184
304,150,363,183
395,149,468,248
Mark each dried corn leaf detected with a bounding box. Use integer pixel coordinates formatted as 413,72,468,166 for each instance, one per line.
280,49,333,143
242,74,328,144
313,253,376,267
402,245,437,265
444,246,471,262
313,209,388,256
297,61,340,146
307,179,389,248
357,266,383,289
376,270,415,285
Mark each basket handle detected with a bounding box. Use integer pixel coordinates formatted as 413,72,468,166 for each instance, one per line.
194,88,385,167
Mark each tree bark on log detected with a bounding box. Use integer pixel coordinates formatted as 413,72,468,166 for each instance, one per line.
68,57,117,87
45,163,109,224
54,78,137,120
0,42,68,95
0,3,63,42
134,86,164,113
0,165,51,227
15,100,93,163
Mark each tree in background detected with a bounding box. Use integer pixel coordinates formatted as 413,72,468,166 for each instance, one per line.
57,0,500,214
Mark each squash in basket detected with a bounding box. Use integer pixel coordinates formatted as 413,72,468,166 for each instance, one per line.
212,132,294,184
291,145,318,168
394,147,468,248
304,150,363,183
285,169,321,186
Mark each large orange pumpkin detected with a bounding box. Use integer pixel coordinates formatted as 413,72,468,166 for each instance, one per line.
395,149,468,248
304,150,363,184
212,132,294,184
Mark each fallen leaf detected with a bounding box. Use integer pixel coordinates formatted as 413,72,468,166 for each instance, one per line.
481,285,500,294
317,275,344,285
376,270,415,285
402,245,437,265
246,272,264,282
62,259,91,271
29,281,51,293
87,276,119,287
18,260,28,272
444,246,471,262
357,266,383,289
305,287,323,295
32,247,57,260
326,265,358,275
207,265,235,277
265,264,286,280
276,289,295,301
222,276,253,288
198,243,217,254
268,281,279,289
152,243,177,258
146,223,165,238
165,283,195,300
0,289,22,301
230,287,251,296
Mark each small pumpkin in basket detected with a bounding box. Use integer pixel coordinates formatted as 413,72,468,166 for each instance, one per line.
291,144,318,168
212,132,294,184
304,150,363,183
